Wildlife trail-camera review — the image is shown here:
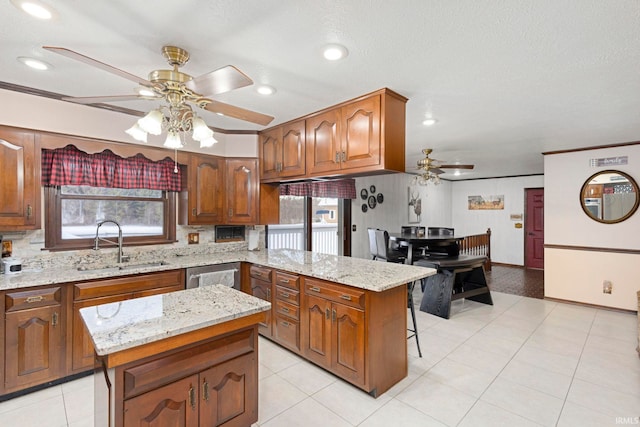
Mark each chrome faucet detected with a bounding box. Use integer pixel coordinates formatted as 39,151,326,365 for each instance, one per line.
94,220,129,263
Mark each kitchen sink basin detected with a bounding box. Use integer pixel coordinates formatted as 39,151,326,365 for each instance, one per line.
77,261,170,273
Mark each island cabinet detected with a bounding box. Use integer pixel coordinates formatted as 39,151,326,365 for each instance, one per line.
300,277,408,396
259,119,306,181
180,154,259,225
272,271,301,353
0,126,41,230
3,285,66,393
305,88,407,178
71,270,184,373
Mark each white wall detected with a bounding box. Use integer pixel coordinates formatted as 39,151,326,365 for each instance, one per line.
450,176,544,265
351,173,452,259
544,144,640,310
0,89,258,157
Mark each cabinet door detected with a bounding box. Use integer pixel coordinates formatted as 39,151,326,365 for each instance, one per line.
341,95,381,170
303,294,331,367
124,374,199,427
249,278,272,336
187,154,225,224
280,120,306,177
72,294,132,372
306,109,341,175
5,305,63,390
259,127,281,180
225,158,258,224
199,353,257,427
331,303,365,385
0,128,40,229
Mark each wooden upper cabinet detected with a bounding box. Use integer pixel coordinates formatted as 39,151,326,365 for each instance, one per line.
259,120,306,181
341,95,381,170
306,109,341,175
180,154,224,225
226,158,258,224
0,127,41,230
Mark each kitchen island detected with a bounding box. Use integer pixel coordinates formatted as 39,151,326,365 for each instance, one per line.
80,284,270,427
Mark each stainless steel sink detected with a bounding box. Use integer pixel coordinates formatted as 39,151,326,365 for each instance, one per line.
77,261,170,273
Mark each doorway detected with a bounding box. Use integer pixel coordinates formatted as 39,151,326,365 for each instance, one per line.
524,188,544,269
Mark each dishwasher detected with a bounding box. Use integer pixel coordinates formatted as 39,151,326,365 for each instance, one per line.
186,262,241,290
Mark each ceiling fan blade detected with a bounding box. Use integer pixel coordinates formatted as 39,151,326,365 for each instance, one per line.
61,94,160,104
43,46,152,87
439,164,475,170
186,65,253,96
202,100,274,126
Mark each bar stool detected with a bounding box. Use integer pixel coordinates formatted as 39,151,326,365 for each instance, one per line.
374,229,422,357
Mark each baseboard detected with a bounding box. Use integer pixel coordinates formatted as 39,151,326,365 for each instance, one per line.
543,296,637,314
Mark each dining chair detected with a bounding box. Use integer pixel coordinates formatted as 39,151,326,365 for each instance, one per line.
373,229,422,357
367,228,379,260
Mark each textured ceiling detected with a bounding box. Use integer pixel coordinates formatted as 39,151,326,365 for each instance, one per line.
1,0,639,179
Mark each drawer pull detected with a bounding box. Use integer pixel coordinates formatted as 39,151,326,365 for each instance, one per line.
279,279,289,285
309,286,321,293
281,307,290,313
340,294,352,301
189,385,196,410
202,378,209,402
282,321,290,327
25,296,44,304
281,292,290,298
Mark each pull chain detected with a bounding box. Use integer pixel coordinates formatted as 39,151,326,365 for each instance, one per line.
174,149,178,173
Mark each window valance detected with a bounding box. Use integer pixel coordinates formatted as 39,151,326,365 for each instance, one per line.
279,178,356,199
42,145,182,191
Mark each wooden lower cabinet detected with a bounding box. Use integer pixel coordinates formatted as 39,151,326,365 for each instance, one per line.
247,265,273,337
3,286,65,392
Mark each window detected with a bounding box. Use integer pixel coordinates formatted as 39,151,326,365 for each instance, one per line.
44,185,176,250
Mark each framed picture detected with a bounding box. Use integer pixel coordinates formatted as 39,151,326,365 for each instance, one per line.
408,187,422,223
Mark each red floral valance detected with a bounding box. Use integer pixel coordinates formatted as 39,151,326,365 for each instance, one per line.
42,145,182,191
279,179,356,199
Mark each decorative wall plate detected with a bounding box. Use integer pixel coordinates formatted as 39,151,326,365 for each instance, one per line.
377,193,384,204
360,189,368,200
368,195,377,209
361,203,368,212
369,185,376,194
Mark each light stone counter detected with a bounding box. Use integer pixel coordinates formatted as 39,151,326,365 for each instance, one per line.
0,249,435,292
80,284,270,356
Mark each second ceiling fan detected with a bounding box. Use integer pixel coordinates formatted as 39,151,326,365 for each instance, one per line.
416,148,474,175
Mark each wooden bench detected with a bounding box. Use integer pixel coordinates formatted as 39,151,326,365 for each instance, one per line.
459,228,492,271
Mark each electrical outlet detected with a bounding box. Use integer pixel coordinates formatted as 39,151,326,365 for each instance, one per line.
603,280,612,294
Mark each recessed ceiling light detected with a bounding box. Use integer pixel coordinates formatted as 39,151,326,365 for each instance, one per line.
256,85,276,95
323,44,349,61
422,118,437,126
11,0,55,19
17,56,52,70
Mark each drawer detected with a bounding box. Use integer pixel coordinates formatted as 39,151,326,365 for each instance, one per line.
274,271,300,290
5,287,62,312
74,270,184,301
275,300,299,320
275,285,299,305
304,278,365,309
273,316,300,353
249,265,273,282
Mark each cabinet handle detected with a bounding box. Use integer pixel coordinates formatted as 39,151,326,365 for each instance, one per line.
228,208,233,217
27,204,32,219
309,286,321,293
340,294,352,301
192,208,196,216
52,312,58,327
26,295,44,303
325,308,330,319
332,309,336,322
267,288,271,299
342,151,346,162
282,321,290,327
189,385,196,410
281,307,290,313
281,292,290,298
279,279,289,285
335,152,340,163
202,378,209,402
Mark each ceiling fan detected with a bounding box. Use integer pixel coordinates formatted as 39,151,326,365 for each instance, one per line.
416,148,474,175
43,45,274,126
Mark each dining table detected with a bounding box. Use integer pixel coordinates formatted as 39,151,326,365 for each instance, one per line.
387,233,464,265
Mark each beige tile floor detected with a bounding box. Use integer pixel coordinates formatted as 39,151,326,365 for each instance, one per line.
1,291,638,426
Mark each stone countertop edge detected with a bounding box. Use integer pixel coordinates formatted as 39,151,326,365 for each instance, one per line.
80,284,271,356
0,248,436,292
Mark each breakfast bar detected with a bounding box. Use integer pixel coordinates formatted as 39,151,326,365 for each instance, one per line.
80,284,270,427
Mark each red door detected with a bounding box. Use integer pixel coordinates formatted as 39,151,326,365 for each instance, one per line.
525,188,544,269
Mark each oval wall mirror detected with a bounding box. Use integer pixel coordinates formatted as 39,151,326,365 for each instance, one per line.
580,170,639,224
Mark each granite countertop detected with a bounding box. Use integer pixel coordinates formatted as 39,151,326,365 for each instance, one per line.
80,284,271,356
0,248,436,292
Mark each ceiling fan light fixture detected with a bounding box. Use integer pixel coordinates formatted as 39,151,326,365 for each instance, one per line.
191,116,213,141
163,131,183,149
137,109,164,135
323,44,349,61
125,123,148,143
199,135,218,148
256,85,276,95
422,118,437,126
11,0,54,19
17,56,52,71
